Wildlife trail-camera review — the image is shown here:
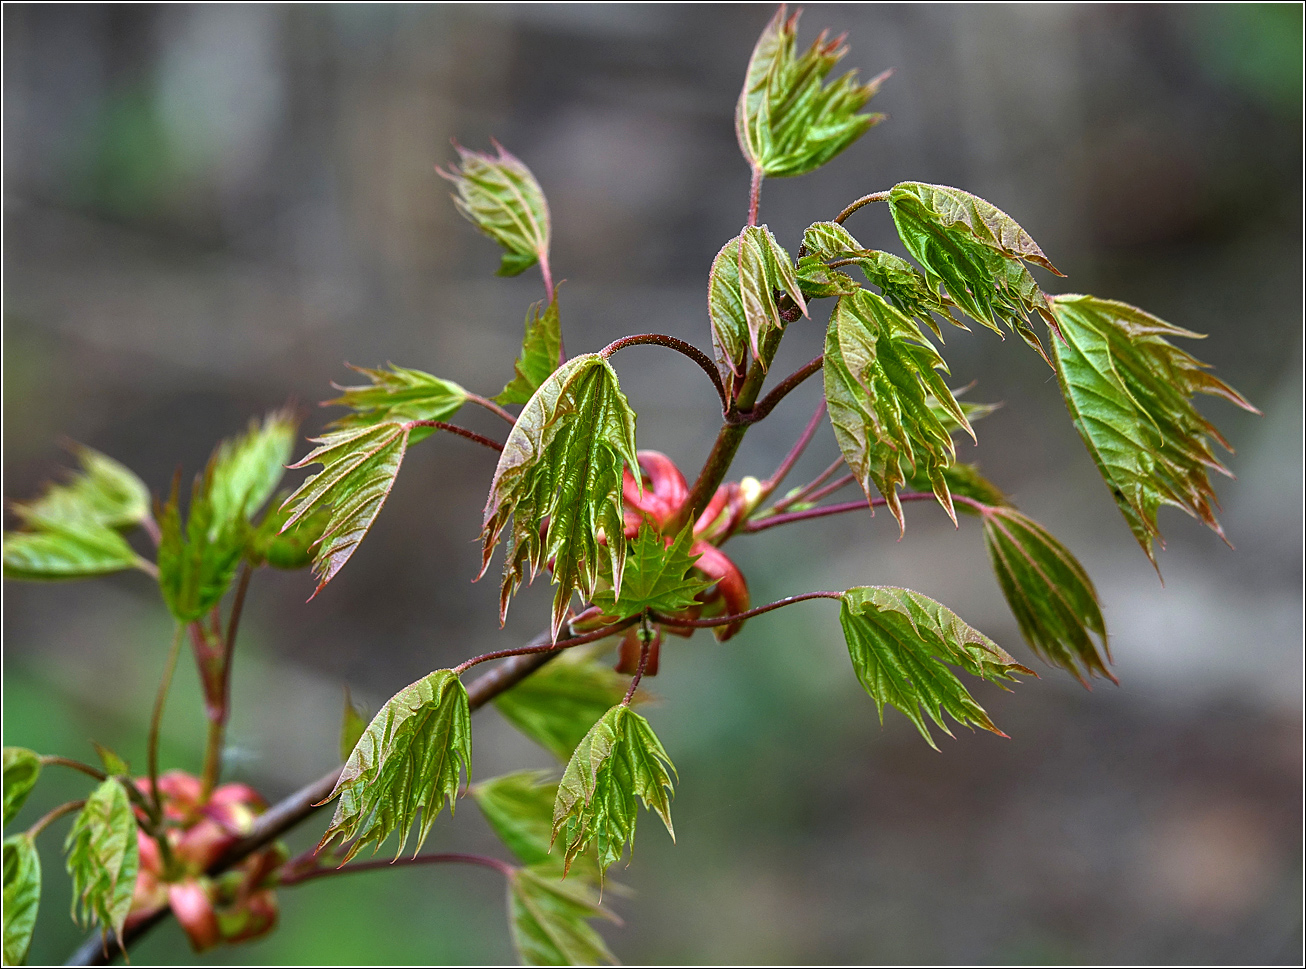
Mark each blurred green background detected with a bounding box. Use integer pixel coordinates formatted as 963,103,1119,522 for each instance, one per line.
3,3,1301,965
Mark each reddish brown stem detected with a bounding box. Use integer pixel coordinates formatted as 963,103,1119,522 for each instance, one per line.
769,458,846,513
600,333,729,414
833,191,890,225
622,620,653,705
453,618,638,675
741,355,824,425
747,165,762,226
653,590,842,628
756,399,826,506
407,420,504,452
465,393,517,426
26,799,85,839
743,491,988,533
279,851,513,886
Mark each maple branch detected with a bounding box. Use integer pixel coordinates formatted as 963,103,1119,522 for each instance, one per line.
739,355,824,424
279,851,513,886
601,333,729,414
407,421,504,453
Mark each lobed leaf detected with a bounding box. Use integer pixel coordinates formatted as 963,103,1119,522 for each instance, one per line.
64,778,139,946
157,472,246,622
327,365,467,445
481,355,639,639
840,587,1033,748
736,5,887,179
3,834,40,967
981,506,1111,684
823,289,971,531
507,864,618,966
592,523,709,622
1049,294,1257,567
495,650,631,763
552,704,675,875
208,408,298,531
321,669,471,862
498,298,563,407
3,522,143,582
280,422,412,595
3,749,42,828
438,140,551,278
9,445,149,532
473,771,560,868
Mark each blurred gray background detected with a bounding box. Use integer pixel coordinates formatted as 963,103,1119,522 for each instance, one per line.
3,3,1301,965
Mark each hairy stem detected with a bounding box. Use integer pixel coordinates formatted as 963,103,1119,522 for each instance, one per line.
147,624,184,822
653,590,842,628
465,393,518,426
743,354,824,424
26,799,85,839
833,191,890,226
600,333,728,414
453,618,638,675
407,420,504,453
742,491,987,533
747,165,763,227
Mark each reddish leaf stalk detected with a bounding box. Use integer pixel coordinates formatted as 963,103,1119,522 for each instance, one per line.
600,333,729,414
407,420,504,453
742,491,990,534
279,851,513,886
621,619,654,705
464,393,518,426
26,799,86,839
742,355,824,425
653,590,843,628
833,190,890,225
769,458,847,513
147,624,185,823
747,165,763,227
452,618,639,675
755,399,827,506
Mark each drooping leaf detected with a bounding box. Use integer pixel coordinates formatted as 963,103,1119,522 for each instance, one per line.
823,289,971,531
472,771,560,868
321,669,471,862
3,522,144,582
327,365,467,444
3,749,42,828
498,299,563,406
438,140,551,278
905,461,1009,513
708,236,748,393
1049,294,1257,566
736,5,887,179
981,506,1111,684
3,834,40,967
339,688,368,764
157,472,246,622
208,409,298,531
591,523,710,622
840,586,1033,748
481,355,639,639
552,704,675,875
887,182,1061,357
495,650,631,763
507,864,618,966
64,778,139,946
280,422,412,595
10,445,150,533
794,255,859,299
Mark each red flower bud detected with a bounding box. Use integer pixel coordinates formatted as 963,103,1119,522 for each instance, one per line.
169,879,221,952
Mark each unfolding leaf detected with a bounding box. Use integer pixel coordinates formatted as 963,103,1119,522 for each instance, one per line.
887,182,1060,356
824,290,971,531
498,299,563,406
1049,294,1257,566
495,650,631,762
981,506,1111,684
552,704,675,874
208,409,298,531
737,225,807,367
795,255,858,299
438,140,551,277
736,5,887,178
339,688,368,764
91,744,130,778
708,236,748,392
327,365,467,444
246,490,330,570
840,586,1033,748
591,523,709,622
321,669,470,862
64,778,139,946
9,445,149,532
481,355,639,639
507,864,617,966
3,522,144,582
3,834,40,967
280,422,412,595
157,472,246,622
3,749,41,828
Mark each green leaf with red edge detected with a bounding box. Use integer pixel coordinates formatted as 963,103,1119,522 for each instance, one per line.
326,364,467,445
981,506,1111,684
552,704,675,875
494,650,632,763
321,669,471,863
246,489,330,570
1049,294,1257,567
592,523,709,622
438,140,551,278
63,778,139,947
839,587,1033,749
736,5,887,179
507,864,618,966
498,298,563,407
3,749,42,828
481,354,639,639
3,833,40,967
824,289,971,531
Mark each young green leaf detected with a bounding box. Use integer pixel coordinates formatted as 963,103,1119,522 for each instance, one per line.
591,523,710,622
905,462,1008,512
481,354,639,639
552,704,675,875
3,834,40,967
738,225,807,367
91,744,130,778
708,236,748,392
840,586,1033,749
823,289,971,531
472,771,560,868
339,688,368,764
208,408,298,531
736,5,887,179
280,422,412,595
498,298,563,407
887,182,1060,358
507,864,618,966
438,140,551,278
794,255,859,300
1049,294,1257,567
246,491,331,570
10,445,150,532
3,749,42,827
64,778,139,946
157,472,246,622
327,365,468,444
494,651,632,763
981,506,1111,684
3,522,145,582
321,669,471,862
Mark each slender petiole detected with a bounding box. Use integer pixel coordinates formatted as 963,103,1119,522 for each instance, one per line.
622,616,654,706
279,851,513,886
147,624,185,822
740,355,824,425
767,458,847,514
600,333,729,414
653,590,842,629
742,491,989,534
26,799,85,839
464,393,518,426
452,617,639,675
755,399,827,507
407,420,504,453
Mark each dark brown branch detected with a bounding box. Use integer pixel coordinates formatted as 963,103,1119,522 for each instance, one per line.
600,333,729,415
406,421,504,453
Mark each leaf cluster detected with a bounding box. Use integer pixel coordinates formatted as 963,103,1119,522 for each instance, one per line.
64,779,139,947
591,523,709,623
